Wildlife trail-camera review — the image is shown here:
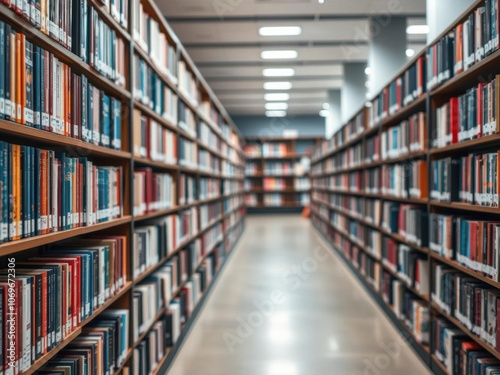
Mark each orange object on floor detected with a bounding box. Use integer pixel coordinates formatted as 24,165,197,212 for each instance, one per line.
302,206,311,218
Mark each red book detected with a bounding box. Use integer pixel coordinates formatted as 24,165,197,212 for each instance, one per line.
470,221,477,262
449,97,459,144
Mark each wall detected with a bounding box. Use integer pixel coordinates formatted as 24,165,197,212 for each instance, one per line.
232,115,326,138
427,0,475,43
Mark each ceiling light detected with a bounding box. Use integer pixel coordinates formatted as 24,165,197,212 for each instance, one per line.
319,0,324,3
265,102,288,110
263,68,295,77
406,48,416,57
259,26,302,36
365,67,372,75
365,101,372,107
406,25,429,34
266,111,287,117
263,82,293,90
319,110,329,117
261,50,298,59
366,92,371,99
322,103,329,110
264,93,290,101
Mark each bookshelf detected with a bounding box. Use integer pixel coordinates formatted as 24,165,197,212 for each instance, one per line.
244,135,321,211
311,1,500,373
0,0,246,374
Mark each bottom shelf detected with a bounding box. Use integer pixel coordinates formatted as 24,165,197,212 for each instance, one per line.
152,223,245,374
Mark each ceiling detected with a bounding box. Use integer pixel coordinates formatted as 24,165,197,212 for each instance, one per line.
158,0,427,116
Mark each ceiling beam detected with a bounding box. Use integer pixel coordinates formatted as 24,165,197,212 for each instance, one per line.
166,14,426,23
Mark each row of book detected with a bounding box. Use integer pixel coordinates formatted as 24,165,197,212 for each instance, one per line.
199,202,221,230
380,161,428,199
262,178,287,191
245,194,258,207
0,23,123,148
1,0,128,81
199,177,221,200
365,134,380,164
325,143,364,172
199,121,222,153
243,144,261,158
178,60,199,105
294,177,310,190
369,55,426,126
178,101,196,138
199,149,221,174
245,162,259,176
381,202,429,247
433,263,500,351
178,138,197,169
261,143,290,158
223,179,243,196
430,152,499,206
179,174,196,205
0,142,123,243
39,309,130,375
381,240,430,296
0,237,128,372
133,169,175,216
132,0,177,80
380,274,429,344
223,195,244,214
429,213,500,281
433,76,498,147
133,216,179,279
263,193,284,207
380,113,427,160
427,0,500,90
133,110,178,165
262,161,294,175
433,316,500,374
132,55,178,123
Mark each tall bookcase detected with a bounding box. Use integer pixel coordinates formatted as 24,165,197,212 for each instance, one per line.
0,0,246,373
311,1,500,374
244,136,321,212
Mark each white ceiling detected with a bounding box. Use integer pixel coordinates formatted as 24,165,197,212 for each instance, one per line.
158,0,427,116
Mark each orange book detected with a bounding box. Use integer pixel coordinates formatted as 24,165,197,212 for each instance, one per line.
16,33,25,124
10,31,16,121
455,23,463,74
417,161,428,199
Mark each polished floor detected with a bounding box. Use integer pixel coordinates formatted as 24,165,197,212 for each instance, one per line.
167,215,431,375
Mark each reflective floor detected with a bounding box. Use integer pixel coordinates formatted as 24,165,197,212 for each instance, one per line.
167,215,431,375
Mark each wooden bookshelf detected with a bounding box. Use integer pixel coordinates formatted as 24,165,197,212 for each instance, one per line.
244,136,321,210
309,2,500,371
0,0,247,373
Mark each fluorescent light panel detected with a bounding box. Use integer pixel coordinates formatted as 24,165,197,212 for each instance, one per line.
266,111,287,117
261,50,298,59
264,82,292,90
259,26,302,36
406,25,429,34
263,68,295,77
264,93,290,101
265,102,288,110
319,109,329,117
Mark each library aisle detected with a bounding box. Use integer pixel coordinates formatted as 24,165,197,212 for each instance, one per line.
168,215,430,375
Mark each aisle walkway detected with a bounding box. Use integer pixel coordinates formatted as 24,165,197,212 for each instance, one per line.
167,215,431,375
